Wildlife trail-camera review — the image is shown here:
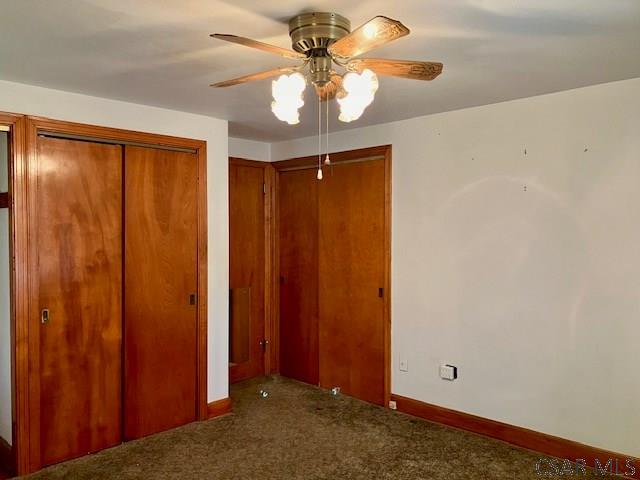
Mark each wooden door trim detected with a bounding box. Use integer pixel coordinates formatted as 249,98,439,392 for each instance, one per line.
228,157,277,376
27,116,205,151
272,145,392,406
0,112,26,476
206,397,232,419
11,115,208,475
272,145,390,171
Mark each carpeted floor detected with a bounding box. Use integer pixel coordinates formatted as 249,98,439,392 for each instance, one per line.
19,376,605,479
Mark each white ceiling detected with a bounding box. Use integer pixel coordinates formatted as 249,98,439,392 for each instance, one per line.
1,0,639,141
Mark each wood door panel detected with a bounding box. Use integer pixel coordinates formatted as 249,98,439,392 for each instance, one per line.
278,169,319,385
229,163,265,383
318,160,386,405
37,137,123,466
124,146,198,439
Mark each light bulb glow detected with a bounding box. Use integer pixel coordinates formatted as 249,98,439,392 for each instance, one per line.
271,72,306,125
363,23,378,39
337,69,378,123
317,167,323,180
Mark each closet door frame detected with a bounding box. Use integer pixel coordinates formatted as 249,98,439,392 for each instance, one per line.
0,112,26,478
11,116,208,475
272,144,392,407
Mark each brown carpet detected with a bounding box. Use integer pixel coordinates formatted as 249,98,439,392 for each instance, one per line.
20,376,606,479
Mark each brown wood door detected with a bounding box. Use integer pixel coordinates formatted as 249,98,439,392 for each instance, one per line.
124,145,198,439
318,160,386,405
37,137,123,466
278,169,319,385
229,161,266,383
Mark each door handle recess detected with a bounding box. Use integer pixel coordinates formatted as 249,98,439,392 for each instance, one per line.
41,308,50,324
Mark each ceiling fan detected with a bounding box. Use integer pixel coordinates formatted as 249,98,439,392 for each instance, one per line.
210,12,443,124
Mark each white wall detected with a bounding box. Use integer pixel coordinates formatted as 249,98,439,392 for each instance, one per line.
0,132,10,444
272,78,640,457
0,81,230,413
229,137,270,162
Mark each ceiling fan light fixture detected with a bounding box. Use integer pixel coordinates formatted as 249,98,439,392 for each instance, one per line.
210,13,443,125
337,69,379,122
271,72,306,124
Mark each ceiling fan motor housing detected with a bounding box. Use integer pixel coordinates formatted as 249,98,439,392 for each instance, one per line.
289,12,350,53
289,13,350,87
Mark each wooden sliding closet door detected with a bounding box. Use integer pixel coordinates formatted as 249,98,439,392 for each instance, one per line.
229,161,266,383
124,146,198,439
318,159,386,405
279,169,319,385
37,137,123,466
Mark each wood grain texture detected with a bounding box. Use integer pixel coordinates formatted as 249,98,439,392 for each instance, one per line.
26,116,205,152
318,159,386,406
278,168,319,385
124,145,198,440
272,145,390,171
211,67,298,88
195,142,208,422
210,34,306,60
391,394,640,479
13,115,208,475
346,58,443,81
263,164,278,374
228,160,266,383
206,398,232,419
274,146,392,404
328,16,409,60
229,287,251,365
16,115,38,475
382,148,392,408
36,137,123,466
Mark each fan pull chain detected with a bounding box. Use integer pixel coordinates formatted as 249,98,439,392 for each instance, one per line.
325,96,331,166
317,93,323,180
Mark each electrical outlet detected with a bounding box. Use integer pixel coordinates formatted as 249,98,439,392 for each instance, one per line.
388,400,397,410
440,364,457,381
399,358,409,372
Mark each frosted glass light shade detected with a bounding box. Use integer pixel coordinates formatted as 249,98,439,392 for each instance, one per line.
271,72,306,125
337,69,378,122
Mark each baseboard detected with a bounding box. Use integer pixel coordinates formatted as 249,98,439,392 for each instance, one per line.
207,397,232,420
391,394,639,479
0,436,14,477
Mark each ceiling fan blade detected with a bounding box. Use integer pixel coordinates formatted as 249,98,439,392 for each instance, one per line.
210,67,298,88
315,74,343,101
210,33,306,60
328,16,410,60
347,58,443,81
